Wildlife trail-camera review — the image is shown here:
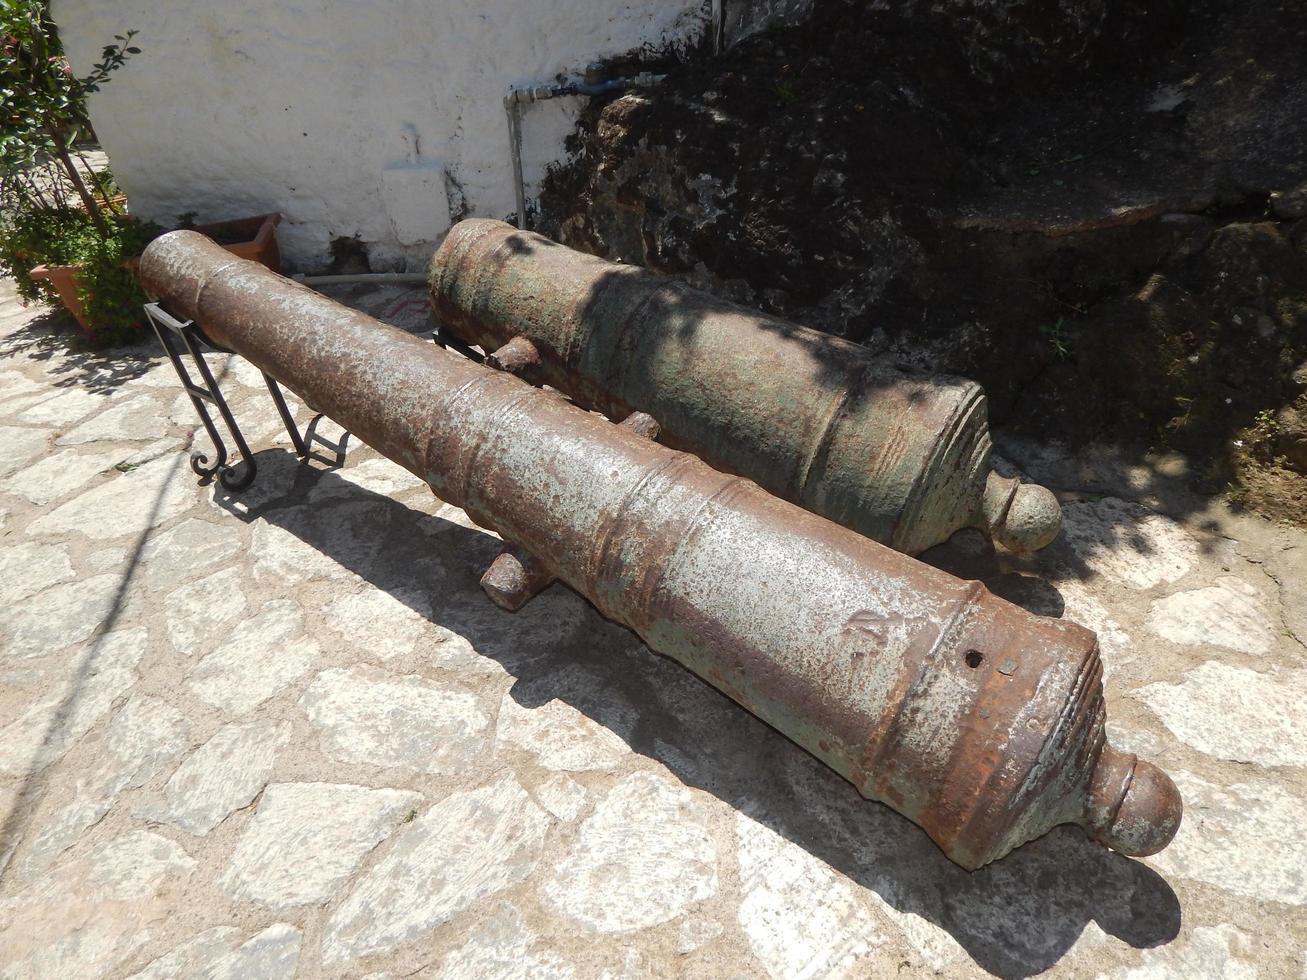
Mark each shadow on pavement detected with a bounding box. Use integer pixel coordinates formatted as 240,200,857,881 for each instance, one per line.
217,447,1182,979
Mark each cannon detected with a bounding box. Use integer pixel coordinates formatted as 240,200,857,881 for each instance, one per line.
430,219,1063,557
140,231,1179,870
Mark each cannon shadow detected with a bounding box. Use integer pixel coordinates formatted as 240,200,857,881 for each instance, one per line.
220,448,1181,980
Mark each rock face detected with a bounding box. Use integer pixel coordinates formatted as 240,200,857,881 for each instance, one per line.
322,775,549,965
540,0,1307,518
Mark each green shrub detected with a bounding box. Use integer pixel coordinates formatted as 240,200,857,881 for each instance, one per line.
0,204,163,346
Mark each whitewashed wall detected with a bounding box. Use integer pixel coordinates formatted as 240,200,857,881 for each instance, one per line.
53,1,711,271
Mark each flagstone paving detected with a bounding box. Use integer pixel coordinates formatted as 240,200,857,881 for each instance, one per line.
1,276,1305,979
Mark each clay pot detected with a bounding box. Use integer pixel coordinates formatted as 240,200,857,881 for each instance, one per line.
27,263,93,334
28,212,282,337
193,213,282,273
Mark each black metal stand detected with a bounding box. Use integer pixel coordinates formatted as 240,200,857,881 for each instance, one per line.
433,323,485,363
145,302,314,491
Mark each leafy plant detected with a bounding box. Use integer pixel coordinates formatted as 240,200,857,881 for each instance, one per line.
0,203,163,345
1039,317,1071,359
1,2,150,345
2,0,140,227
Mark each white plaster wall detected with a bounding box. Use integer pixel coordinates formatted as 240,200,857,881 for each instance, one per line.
53,1,710,271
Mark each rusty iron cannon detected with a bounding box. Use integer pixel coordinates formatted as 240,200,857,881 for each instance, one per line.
140,230,1179,870
430,219,1063,557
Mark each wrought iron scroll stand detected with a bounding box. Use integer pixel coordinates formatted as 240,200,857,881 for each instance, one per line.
145,301,337,491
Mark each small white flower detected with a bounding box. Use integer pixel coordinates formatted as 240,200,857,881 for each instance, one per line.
1233,439,1244,447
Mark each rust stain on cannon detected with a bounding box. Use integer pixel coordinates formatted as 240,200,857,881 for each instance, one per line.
140,230,1179,870
430,219,1063,556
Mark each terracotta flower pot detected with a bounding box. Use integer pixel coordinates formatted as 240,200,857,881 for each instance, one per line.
28,263,94,334
28,213,282,338
193,213,282,273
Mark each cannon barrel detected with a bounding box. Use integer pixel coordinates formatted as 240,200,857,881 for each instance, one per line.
430,219,1062,556
140,230,1178,870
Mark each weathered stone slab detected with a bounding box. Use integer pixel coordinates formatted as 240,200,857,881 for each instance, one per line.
139,517,242,588
1136,662,1307,767
250,501,389,586
677,919,725,956
13,384,118,426
79,694,192,799
27,454,196,539
0,571,125,659
541,771,718,933
0,371,45,406
322,586,431,659
165,567,248,654
219,782,422,910
0,829,195,979
187,600,319,715
307,456,426,502
56,393,169,445
1058,581,1134,671
0,540,74,604
1147,771,1306,906
86,546,128,572
428,625,501,674
0,627,146,774
1146,576,1274,655
17,797,111,877
1097,924,1257,979
436,902,576,980
0,447,118,505
533,774,589,823
735,810,884,978
88,828,198,897
205,924,301,980
322,775,549,965
126,927,243,980
138,720,292,835
495,691,630,772
0,424,48,480
1058,498,1198,589
116,436,186,469
301,666,489,774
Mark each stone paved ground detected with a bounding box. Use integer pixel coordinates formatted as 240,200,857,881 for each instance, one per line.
0,274,1304,980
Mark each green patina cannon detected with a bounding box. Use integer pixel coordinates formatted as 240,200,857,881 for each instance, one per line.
430,219,1062,557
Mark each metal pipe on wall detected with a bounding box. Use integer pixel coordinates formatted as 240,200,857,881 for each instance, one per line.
504,71,665,230
140,230,1180,871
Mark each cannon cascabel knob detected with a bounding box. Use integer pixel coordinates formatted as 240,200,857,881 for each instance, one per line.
430,219,1063,556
